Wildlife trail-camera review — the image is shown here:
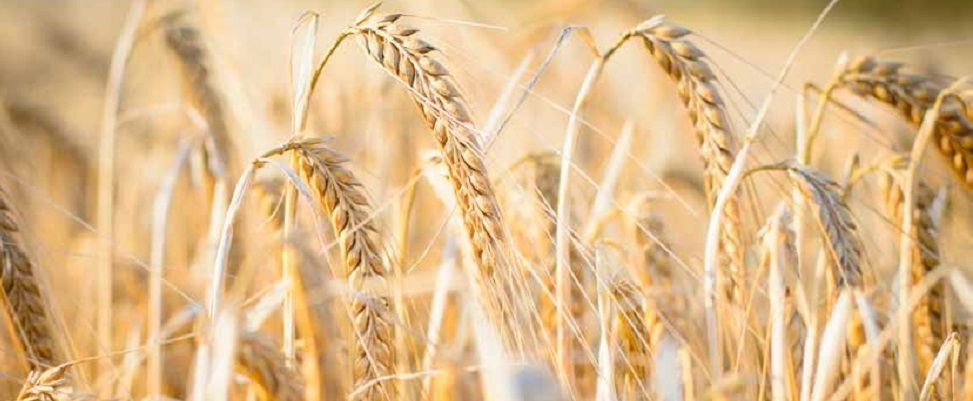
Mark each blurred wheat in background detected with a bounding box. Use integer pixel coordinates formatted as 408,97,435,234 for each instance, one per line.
2,0,973,399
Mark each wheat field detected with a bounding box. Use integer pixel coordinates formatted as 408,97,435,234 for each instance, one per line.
1,0,973,400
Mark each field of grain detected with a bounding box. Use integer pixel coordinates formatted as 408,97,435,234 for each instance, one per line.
2,0,973,400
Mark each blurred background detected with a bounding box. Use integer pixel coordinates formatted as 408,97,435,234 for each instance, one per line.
2,0,973,397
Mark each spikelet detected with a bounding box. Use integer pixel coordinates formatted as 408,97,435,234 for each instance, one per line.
15,365,85,401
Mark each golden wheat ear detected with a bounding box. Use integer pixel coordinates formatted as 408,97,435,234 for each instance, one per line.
15,364,83,401
837,56,973,187
880,169,948,380
283,138,396,400
631,19,746,309
314,6,537,354
786,164,865,289
161,10,235,182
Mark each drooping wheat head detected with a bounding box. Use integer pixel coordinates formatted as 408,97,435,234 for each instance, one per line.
787,164,865,288
162,11,234,181
633,20,745,305
341,7,531,349
284,138,395,400
838,56,973,187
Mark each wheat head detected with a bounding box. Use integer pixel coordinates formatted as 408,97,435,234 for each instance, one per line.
285,138,395,400
236,331,305,401
633,20,745,304
0,187,65,369
838,56,973,187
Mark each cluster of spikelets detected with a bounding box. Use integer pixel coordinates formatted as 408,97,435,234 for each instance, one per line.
4,1,973,401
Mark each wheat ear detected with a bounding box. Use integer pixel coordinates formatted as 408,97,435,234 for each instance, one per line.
838,56,973,187
236,331,305,401
310,6,531,349
0,187,65,369
283,138,395,400
162,11,233,179
786,164,865,288
16,365,85,401
881,172,948,378
612,278,663,400
352,9,506,276
633,21,744,303
759,204,795,401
